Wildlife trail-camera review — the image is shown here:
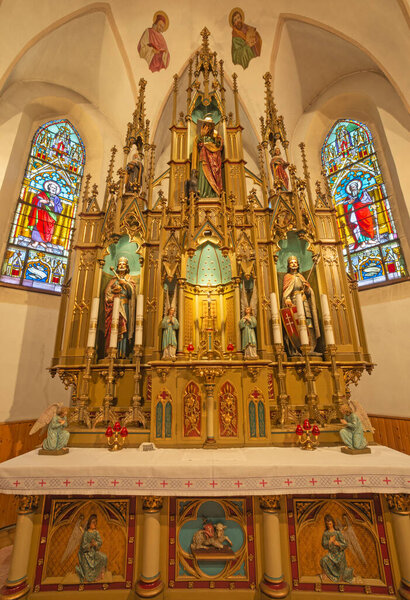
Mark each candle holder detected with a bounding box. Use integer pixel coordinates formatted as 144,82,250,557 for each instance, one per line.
187,343,194,361
227,343,234,360
105,421,128,451
295,420,320,450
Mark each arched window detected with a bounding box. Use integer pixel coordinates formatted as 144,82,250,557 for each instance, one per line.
321,119,407,287
0,119,85,293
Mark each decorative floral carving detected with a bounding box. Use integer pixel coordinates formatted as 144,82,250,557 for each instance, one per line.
386,494,410,514
219,381,238,437
183,382,201,437
259,496,281,512
18,495,40,514
142,496,163,512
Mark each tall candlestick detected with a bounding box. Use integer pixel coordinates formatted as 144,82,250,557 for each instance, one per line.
135,294,144,346
320,294,335,346
270,292,283,344
109,296,121,349
87,297,100,348
295,293,309,346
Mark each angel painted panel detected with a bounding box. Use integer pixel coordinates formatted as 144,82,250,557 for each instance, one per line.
287,494,395,595
321,119,407,287
34,497,135,593
0,119,85,293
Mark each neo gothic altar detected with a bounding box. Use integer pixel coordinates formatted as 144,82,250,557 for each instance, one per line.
1,28,409,600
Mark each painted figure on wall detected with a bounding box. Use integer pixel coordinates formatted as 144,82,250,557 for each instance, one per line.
76,514,107,583
104,257,136,357
137,11,170,73
28,181,63,249
343,179,376,250
124,150,144,192
229,8,262,70
191,116,223,198
239,306,258,359
339,403,369,451
161,307,179,360
282,255,320,351
320,514,354,583
270,146,289,191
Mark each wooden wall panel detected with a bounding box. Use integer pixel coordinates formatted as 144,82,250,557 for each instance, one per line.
369,414,410,455
0,420,44,529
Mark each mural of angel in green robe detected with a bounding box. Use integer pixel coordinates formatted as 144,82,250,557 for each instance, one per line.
76,514,107,583
320,514,354,582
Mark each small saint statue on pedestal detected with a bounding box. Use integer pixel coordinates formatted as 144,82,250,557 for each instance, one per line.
339,403,371,454
161,307,179,360
239,306,258,359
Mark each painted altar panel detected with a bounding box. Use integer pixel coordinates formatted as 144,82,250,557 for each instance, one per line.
168,497,256,590
34,496,135,593
287,494,395,596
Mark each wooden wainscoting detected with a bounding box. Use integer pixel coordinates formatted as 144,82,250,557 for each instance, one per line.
0,420,44,529
369,414,410,455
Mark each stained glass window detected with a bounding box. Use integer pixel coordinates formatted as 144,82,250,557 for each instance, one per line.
1,119,85,293
321,119,407,287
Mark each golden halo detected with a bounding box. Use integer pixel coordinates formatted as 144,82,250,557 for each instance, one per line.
153,11,169,31
229,7,244,28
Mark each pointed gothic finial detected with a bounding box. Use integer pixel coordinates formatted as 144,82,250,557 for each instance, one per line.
201,27,210,51
299,142,310,179
81,173,92,211
232,72,238,93
172,74,179,125
106,146,118,183
263,71,278,120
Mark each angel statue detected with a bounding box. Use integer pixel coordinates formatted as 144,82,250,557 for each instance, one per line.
161,292,179,360
239,282,258,359
339,402,370,452
30,403,70,454
320,513,354,583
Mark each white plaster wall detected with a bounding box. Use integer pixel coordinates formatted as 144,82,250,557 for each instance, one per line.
0,287,68,422
350,282,410,418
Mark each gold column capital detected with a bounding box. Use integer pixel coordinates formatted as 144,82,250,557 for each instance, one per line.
259,495,281,512
386,494,410,515
17,495,39,514
141,496,163,512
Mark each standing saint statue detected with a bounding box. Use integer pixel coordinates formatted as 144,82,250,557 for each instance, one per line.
270,146,289,191
124,151,144,192
191,116,223,198
161,307,179,360
104,257,136,357
282,256,320,351
239,306,258,359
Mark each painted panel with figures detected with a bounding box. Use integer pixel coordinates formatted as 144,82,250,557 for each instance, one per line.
34,496,135,593
287,494,395,596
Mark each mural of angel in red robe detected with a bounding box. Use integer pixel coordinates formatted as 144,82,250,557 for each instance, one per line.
27,180,63,249
137,11,170,73
191,116,223,198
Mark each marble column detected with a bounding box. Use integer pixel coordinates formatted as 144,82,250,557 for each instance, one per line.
136,496,164,598
259,496,289,599
233,278,242,354
177,279,185,353
203,382,216,448
386,494,410,600
1,496,39,600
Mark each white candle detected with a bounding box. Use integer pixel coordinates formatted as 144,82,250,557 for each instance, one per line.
109,295,121,348
270,292,283,344
320,293,335,346
87,297,100,348
135,294,144,346
295,293,309,346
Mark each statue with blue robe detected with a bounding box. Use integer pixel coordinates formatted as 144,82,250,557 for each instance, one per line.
239,307,258,359
161,307,179,360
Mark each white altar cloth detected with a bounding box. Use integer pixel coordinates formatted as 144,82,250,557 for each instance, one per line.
0,445,408,497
